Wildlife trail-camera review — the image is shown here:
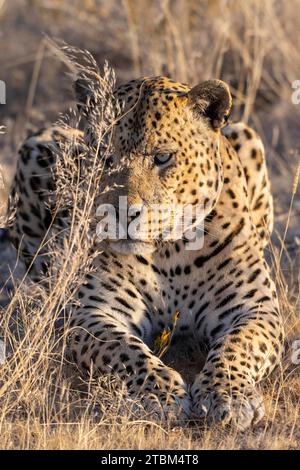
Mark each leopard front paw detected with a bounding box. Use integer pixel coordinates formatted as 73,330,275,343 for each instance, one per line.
130,366,191,422
191,374,264,431
138,391,191,422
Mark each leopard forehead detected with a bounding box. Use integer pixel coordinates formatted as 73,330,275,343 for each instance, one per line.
112,76,211,154
115,76,190,108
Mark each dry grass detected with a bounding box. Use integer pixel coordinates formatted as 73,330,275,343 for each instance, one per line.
0,0,300,450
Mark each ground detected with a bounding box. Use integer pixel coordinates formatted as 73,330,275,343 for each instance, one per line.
0,0,299,450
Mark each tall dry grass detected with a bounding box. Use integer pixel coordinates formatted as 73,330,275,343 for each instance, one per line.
0,0,299,449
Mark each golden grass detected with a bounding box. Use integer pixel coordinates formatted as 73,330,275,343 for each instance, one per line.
0,0,300,450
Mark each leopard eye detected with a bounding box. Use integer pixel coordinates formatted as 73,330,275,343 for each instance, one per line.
154,153,173,166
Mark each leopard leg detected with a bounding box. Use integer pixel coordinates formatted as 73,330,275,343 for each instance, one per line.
191,298,284,430
190,128,283,430
68,273,191,421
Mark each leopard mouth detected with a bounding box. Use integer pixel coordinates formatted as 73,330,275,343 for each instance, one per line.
108,239,157,255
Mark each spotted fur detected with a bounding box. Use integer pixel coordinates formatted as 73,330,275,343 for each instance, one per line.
9,76,283,429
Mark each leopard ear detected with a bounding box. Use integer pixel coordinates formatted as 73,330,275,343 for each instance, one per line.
187,79,232,129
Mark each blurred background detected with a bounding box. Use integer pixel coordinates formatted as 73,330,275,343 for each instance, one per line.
0,0,299,282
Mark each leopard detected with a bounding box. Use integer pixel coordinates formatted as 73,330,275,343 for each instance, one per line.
7,75,284,430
